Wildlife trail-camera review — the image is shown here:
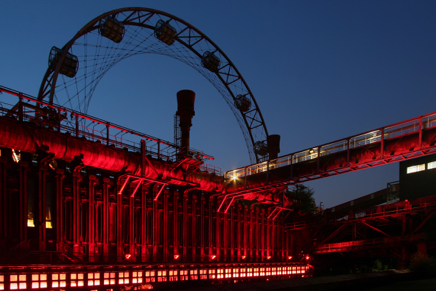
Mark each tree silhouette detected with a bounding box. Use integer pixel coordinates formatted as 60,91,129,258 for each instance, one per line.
286,184,315,213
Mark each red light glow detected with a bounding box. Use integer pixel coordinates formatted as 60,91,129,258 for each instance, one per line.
211,255,216,260
288,256,293,260
125,254,132,260
174,255,180,260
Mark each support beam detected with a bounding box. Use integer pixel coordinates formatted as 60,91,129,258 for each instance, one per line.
361,220,392,238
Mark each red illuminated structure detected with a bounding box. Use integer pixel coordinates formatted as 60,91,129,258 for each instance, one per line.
221,111,436,210
1,6,436,291
0,86,309,290
1,82,436,288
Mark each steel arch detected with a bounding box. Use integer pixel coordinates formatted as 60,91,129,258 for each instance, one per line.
37,7,269,163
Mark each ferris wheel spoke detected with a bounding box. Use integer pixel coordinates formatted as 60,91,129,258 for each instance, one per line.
37,7,270,163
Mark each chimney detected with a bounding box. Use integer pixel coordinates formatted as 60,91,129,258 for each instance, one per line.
267,134,281,160
176,90,195,156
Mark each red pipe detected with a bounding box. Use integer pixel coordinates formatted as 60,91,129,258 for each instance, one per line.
0,117,223,192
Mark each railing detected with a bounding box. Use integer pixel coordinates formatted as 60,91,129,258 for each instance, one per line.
226,112,436,180
200,163,222,176
0,85,220,174
316,237,396,253
286,198,436,231
316,232,427,253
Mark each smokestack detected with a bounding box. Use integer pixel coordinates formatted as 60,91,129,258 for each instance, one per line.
267,134,280,160
176,90,195,155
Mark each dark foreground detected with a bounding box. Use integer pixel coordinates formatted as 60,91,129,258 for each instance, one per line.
363,277,436,291
159,270,435,291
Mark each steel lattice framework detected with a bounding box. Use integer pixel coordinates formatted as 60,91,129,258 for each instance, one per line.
37,8,268,163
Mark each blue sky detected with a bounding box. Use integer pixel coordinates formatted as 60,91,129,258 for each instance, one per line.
1,1,436,208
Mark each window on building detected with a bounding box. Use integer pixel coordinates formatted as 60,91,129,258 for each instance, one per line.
224,268,231,278
169,270,178,281
70,273,84,287
428,161,436,170
103,272,116,285
199,269,207,280
407,164,425,174
216,269,224,279
179,270,188,281
189,269,198,280
87,273,100,286
132,271,142,284
144,271,155,283
208,269,215,279
31,274,48,289
52,273,67,288
157,270,167,282
10,274,26,290
118,272,129,284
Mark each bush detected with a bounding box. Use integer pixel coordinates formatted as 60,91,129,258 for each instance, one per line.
409,252,436,277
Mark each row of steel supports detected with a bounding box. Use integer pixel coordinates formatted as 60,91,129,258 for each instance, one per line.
286,199,436,269
0,147,295,264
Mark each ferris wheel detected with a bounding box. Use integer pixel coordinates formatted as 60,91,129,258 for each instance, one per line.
37,7,269,163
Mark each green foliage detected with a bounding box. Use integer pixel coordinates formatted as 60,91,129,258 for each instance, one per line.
286,184,316,213
409,252,436,277
374,259,383,271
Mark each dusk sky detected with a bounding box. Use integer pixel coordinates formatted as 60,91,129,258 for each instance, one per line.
2,1,436,208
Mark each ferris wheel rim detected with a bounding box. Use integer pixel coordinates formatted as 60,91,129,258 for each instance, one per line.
37,7,269,163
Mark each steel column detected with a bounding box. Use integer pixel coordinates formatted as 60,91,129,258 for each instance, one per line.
88,175,98,262
55,168,65,253
261,209,265,261
230,203,235,261
236,204,241,260
0,156,7,242
116,180,123,262
129,188,135,262
215,202,221,260
200,196,205,261
192,194,197,262
72,171,82,257
255,207,260,260
208,199,213,260
249,206,254,259
223,203,228,261
162,190,168,262
182,192,188,259
243,205,248,258
173,190,179,259
152,189,158,261
19,161,29,243
38,165,48,252
102,177,111,262
140,183,148,262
